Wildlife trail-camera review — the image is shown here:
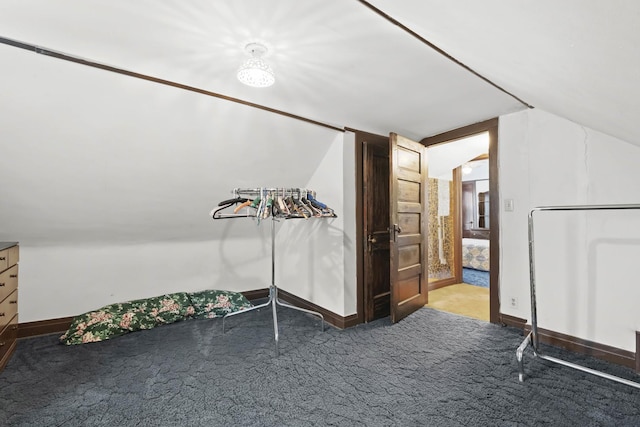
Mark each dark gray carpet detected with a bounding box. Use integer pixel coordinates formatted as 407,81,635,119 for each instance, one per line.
1,305,639,426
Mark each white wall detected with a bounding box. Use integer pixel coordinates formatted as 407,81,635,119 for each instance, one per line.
499,108,640,352
0,45,355,321
341,132,357,316
276,132,356,316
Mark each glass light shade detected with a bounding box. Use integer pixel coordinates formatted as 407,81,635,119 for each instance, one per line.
237,57,275,88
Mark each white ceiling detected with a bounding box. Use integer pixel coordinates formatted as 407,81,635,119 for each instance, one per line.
427,132,489,180
0,0,638,143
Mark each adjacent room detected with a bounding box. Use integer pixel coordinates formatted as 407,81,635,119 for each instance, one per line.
424,131,492,322
1,1,640,425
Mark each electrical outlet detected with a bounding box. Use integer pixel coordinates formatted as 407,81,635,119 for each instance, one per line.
509,297,518,308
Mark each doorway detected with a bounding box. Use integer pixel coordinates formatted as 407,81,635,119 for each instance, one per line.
421,119,500,324
424,137,490,321
356,118,500,325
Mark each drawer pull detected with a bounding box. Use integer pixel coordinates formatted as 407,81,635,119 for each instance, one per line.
0,342,4,347
10,275,17,278
0,283,4,287
0,257,5,261
9,301,16,304
0,313,4,317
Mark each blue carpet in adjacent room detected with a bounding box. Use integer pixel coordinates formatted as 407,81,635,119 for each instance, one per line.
463,267,489,288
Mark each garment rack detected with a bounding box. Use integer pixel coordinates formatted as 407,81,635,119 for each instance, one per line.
517,203,640,389
212,188,333,356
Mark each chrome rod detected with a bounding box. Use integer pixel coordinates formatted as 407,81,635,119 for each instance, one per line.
276,299,324,332
222,298,271,334
232,187,307,197
516,332,532,382
531,204,640,212
537,354,640,389
272,286,279,357
528,209,539,351
272,217,276,287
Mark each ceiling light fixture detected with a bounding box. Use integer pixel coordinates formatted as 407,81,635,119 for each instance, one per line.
462,164,473,175
237,42,275,88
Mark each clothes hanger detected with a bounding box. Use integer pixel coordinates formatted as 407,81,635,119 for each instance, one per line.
264,191,274,219
277,188,289,217
233,199,252,214
306,192,336,217
211,198,254,219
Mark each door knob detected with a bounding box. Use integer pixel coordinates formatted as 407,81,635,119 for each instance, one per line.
367,235,378,253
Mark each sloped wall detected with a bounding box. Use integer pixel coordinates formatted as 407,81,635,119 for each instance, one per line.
499,108,640,352
0,45,353,321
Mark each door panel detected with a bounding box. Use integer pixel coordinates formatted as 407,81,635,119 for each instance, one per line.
390,133,428,323
364,140,391,322
398,181,421,201
398,213,420,234
396,277,421,301
398,245,420,268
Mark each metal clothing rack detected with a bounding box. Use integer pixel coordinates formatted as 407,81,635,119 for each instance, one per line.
212,187,334,356
517,203,640,389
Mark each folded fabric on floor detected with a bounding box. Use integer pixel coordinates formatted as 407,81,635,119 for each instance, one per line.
59,290,252,345
189,289,254,319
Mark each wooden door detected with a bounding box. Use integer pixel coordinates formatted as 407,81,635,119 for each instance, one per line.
461,181,475,238
363,140,391,321
389,133,428,323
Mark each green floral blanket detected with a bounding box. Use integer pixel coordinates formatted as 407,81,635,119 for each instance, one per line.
60,290,252,345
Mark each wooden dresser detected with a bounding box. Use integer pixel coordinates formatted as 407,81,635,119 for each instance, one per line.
0,242,19,371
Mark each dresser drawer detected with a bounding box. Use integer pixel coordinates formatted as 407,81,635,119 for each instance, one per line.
0,245,18,272
0,265,18,302
7,245,19,267
0,249,7,272
0,314,18,366
0,290,18,330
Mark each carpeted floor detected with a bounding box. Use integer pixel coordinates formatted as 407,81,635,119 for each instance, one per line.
462,267,489,288
1,305,639,426
427,283,490,321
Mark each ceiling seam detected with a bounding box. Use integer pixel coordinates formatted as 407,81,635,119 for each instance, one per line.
0,35,346,134
356,0,534,109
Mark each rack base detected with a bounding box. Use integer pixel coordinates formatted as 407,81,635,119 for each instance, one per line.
517,332,640,389
222,284,324,356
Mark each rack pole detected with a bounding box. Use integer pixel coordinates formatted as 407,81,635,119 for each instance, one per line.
271,218,279,354
272,216,276,287
222,216,324,356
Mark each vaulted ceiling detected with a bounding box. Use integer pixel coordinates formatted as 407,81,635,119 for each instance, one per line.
0,0,638,143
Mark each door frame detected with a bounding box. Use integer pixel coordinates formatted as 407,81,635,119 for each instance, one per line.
420,118,500,324
355,118,500,325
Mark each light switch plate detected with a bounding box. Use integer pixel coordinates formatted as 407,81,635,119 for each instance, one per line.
504,199,514,212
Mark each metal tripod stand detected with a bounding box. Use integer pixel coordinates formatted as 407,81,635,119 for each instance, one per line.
222,217,324,356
